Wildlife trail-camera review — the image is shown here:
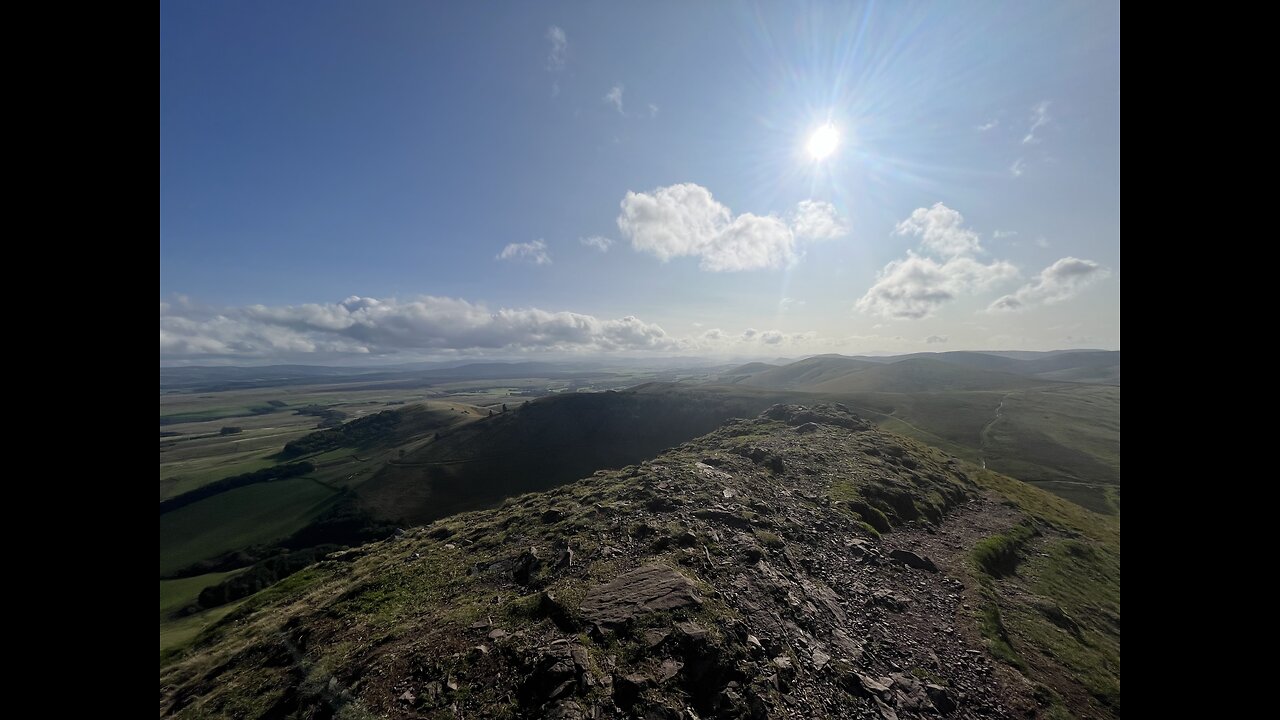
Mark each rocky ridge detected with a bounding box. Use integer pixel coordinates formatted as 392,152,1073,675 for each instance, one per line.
161,404,1050,719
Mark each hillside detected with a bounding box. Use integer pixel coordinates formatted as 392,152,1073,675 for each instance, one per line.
357,387,799,526
753,352,1121,389
161,404,1120,719
733,355,880,389
724,362,778,376
806,358,1039,394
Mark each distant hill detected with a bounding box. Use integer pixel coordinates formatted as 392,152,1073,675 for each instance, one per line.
734,354,880,389
1016,351,1120,384
724,361,777,375
741,351,1121,390
806,357,1041,394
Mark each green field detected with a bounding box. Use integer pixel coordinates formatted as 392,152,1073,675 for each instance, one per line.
159,479,340,575
160,386,442,499
160,570,243,619
160,601,245,657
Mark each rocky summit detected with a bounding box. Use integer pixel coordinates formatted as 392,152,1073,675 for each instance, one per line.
159,404,1109,719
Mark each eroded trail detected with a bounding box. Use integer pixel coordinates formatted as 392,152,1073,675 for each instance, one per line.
978,394,1011,469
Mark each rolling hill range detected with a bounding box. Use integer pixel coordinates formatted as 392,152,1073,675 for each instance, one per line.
711,353,1120,513
160,404,1120,719
732,351,1119,390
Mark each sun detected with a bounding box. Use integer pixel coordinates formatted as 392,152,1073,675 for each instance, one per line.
807,123,839,161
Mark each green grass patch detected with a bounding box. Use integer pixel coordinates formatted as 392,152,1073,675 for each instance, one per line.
159,478,339,575
971,523,1038,578
753,529,784,548
159,570,243,619
1011,539,1121,711
975,584,1023,669
968,465,1120,717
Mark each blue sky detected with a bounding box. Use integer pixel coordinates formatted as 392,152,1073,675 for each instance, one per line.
160,1,1120,363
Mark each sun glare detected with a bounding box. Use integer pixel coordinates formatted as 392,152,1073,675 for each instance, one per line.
807,124,839,161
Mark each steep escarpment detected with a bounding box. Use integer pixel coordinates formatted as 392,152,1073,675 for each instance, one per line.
160,404,1117,719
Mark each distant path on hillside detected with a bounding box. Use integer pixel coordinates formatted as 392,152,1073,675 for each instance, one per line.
978,393,1012,469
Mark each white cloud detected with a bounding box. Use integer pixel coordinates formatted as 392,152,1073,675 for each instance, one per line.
977,119,999,131
791,200,848,241
778,297,805,312
618,184,729,261
604,85,624,114
160,295,679,359
1010,158,1026,177
857,252,1018,320
580,236,613,252
616,183,846,272
497,239,551,265
895,202,982,258
546,26,567,71
648,103,659,117
1035,237,1050,248
859,204,1021,320
761,330,784,345
742,328,758,339
1022,101,1051,144
702,213,794,271
988,257,1108,312
926,335,948,344
992,229,1018,239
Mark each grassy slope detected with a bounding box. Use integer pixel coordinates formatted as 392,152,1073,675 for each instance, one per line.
159,479,340,575
970,467,1120,717
826,385,1119,514
161,601,246,657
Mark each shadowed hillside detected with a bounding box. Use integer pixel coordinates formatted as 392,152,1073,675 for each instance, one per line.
357,387,800,526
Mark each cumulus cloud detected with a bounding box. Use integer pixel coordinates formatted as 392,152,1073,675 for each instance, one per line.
497,239,551,265
648,103,659,117
992,229,1017,239
778,297,805,312
604,85,624,114
616,183,847,272
988,257,1108,312
580,236,613,252
895,203,983,258
791,200,848,241
1010,158,1026,177
1022,101,1051,144
160,295,679,359
546,26,567,71
857,253,1018,320
977,119,999,131
926,335,948,344
858,203,1021,319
